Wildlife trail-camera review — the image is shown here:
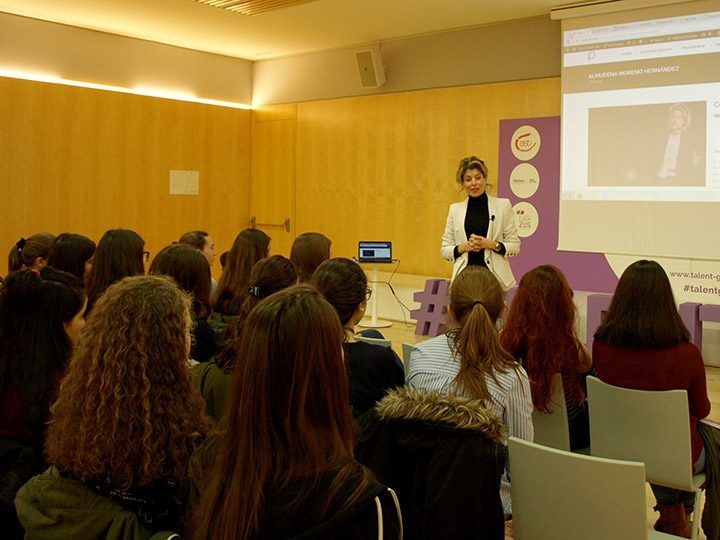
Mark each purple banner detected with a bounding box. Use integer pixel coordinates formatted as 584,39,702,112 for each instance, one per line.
498,116,618,293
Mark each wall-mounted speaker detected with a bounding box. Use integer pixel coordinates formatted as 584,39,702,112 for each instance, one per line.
355,47,386,88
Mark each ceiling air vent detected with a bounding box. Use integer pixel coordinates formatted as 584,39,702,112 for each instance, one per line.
194,0,320,16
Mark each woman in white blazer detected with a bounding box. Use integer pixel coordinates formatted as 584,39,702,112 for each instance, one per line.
441,156,520,290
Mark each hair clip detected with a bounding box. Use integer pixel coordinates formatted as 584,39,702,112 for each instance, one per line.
248,285,262,298
16,238,26,252
30,268,40,276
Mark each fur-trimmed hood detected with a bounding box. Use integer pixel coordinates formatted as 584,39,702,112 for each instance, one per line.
373,387,505,444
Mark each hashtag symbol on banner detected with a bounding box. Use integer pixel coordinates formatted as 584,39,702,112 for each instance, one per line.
685,284,690,292
411,279,450,336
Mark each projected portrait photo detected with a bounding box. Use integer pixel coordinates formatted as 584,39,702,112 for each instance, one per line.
587,101,706,187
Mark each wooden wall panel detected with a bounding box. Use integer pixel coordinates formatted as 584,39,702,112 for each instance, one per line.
0,77,251,277
250,104,297,256
1,76,558,281
294,77,561,277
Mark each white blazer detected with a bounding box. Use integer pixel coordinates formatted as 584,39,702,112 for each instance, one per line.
440,196,520,290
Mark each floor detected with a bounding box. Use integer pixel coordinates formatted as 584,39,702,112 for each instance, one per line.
371,320,719,539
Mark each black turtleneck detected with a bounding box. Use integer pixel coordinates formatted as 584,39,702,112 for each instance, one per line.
452,193,506,266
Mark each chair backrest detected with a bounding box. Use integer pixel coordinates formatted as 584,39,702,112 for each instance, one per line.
355,335,392,348
587,376,695,490
509,437,649,540
531,373,571,451
401,342,414,377
532,373,570,452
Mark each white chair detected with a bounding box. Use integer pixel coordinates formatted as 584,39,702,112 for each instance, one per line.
508,437,676,540
401,342,414,378
355,335,392,348
531,373,571,452
587,376,706,539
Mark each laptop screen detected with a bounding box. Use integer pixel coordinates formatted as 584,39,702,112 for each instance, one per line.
358,241,392,263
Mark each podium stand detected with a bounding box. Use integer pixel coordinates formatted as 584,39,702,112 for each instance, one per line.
358,264,392,329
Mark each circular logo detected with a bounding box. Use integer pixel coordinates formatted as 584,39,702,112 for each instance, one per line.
512,202,539,238
509,163,540,198
511,125,541,161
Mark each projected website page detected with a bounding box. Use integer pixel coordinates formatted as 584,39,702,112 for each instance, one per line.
562,8,720,203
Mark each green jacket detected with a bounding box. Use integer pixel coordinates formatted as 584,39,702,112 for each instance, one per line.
190,361,231,424
15,467,179,540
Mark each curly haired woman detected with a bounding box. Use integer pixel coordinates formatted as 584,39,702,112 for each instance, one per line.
15,275,213,539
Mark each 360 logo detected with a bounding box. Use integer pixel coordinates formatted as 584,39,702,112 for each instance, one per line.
514,132,536,152
511,125,541,160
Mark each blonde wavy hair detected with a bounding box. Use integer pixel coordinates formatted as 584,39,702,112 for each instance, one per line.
45,275,213,489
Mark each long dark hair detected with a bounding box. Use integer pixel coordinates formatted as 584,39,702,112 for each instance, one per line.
85,229,145,308
191,286,372,539
150,244,212,318
311,257,366,328
0,268,85,438
47,233,96,281
212,229,270,315
448,266,519,404
501,265,585,412
7,232,56,273
594,260,689,348
214,256,297,373
291,232,331,283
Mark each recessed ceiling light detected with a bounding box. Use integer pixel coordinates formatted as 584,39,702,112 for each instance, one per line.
194,0,320,16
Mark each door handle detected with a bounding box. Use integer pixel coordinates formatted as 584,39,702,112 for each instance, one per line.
250,217,290,232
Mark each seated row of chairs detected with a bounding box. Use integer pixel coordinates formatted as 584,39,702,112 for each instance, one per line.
363,336,709,539
511,376,708,540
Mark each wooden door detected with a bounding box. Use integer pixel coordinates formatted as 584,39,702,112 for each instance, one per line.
250,105,297,257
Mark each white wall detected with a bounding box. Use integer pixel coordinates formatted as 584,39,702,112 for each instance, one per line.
253,17,560,105
0,12,253,105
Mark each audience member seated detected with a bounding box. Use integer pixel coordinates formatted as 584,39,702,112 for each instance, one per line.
291,232,331,283
211,228,269,321
501,264,593,450
407,266,533,515
85,229,146,314
0,268,86,539
46,233,96,283
190,285,402,539
312,258,404,417
7,233,56,274
178,230,218,294
150,244,217,362
593,260,710,538
192,255,297,423
356,387,506,539
15,275,213,539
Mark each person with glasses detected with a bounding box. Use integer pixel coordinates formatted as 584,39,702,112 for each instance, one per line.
441,156,520,290
312,258,404,417
85,229,146,314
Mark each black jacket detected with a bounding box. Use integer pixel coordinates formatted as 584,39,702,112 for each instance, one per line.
356,387,506,539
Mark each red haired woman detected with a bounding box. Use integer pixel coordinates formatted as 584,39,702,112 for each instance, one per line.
500,265,593,450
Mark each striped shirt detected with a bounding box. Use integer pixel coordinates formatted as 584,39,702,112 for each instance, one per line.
407,334,534,514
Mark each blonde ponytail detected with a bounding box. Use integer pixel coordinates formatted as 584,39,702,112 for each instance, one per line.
448,267,519,404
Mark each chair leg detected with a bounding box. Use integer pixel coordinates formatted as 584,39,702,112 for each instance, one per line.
690,489,703,540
